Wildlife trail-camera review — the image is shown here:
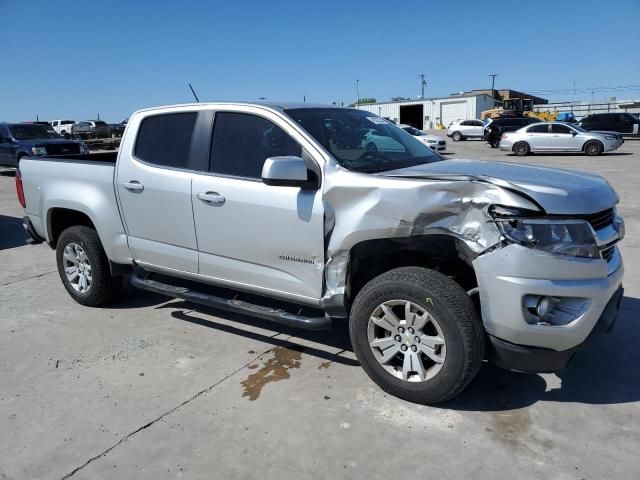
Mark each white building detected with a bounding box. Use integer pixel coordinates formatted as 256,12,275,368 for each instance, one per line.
356,93,495,130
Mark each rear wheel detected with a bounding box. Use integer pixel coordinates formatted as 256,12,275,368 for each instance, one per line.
584,140,603,156
349,267,484,404
513,141,530,156
56,226,122,306
451,131,463,142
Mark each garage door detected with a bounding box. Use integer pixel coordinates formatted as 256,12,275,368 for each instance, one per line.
441,101,467,126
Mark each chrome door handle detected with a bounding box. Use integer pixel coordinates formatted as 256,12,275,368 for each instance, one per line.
123,181,144,192
197,191,225,206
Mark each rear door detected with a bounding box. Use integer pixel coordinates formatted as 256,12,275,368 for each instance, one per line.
525,124,552,151
191,108,325,304
115,110,199,273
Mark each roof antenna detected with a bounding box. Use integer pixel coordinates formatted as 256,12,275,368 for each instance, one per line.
188,82,200,102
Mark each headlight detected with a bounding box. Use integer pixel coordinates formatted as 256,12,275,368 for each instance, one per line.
31,147,47,155
496,219,599,258
604,135,617,140
427,139,437,144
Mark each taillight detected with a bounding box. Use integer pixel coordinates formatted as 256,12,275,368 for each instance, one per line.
15,168,26,208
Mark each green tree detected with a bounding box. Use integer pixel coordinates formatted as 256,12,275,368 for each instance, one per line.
349,97,377,107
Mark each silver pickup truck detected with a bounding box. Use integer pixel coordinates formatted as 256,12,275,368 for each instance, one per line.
17,102,625,404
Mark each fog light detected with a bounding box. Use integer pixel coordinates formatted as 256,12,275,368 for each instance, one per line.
536,296,552,317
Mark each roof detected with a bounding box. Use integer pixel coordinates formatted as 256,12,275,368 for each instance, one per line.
357,92,494,107
134,101,347,115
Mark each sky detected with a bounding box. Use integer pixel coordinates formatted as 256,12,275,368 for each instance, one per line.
1,0,639,122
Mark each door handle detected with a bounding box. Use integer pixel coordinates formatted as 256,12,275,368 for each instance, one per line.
123,181,144,192
197,191,225,206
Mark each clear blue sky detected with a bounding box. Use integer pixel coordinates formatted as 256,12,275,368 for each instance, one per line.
2,0,639,122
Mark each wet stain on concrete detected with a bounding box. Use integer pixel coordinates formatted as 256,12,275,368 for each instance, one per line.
488,409,532,446
241,346,303,401
318,361,332,370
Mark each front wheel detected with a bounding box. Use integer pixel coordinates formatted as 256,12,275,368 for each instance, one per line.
584,140,603,156
451,131,463,142
349,267,484,404
56,225,122,306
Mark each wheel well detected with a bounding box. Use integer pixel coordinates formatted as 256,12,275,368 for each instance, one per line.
47,208,96,248
347,235,478,304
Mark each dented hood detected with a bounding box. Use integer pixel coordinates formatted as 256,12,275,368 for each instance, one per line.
382,159,617,215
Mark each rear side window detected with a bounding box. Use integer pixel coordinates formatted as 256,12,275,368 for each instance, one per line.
528,124,549,133
134,112,197,169
210,112,301,179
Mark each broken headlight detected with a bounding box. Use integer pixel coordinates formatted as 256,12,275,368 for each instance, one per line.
497,219,599,258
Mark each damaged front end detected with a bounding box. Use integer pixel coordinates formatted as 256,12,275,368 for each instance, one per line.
318,161,543,317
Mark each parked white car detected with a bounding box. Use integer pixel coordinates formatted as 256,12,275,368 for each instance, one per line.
499,122,624,156
398,124,446,152
361,129,405,153
50,120,91,137
446,119,485,141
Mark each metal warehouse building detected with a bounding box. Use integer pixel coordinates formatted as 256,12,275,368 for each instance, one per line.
356,93,495,130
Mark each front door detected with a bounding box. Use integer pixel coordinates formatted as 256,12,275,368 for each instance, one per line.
115,111,199,273
192,110,325,304
550,123,582,151
526,123,553,151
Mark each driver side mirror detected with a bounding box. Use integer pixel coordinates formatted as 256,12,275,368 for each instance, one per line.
261,156,318,189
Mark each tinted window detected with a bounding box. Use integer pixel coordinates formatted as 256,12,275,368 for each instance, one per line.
551,124,572,134
528,124,549,133
134,112,197,169
471,120,484,127
210,112,301,179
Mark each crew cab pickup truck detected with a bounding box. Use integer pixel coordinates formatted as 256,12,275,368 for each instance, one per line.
17,102,625,404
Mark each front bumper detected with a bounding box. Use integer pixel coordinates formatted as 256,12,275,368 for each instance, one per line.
486,286,623,372
603,138,624,152
473,243,624,355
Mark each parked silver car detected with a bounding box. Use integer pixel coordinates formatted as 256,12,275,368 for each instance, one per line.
399,124,446,151
499,122,624,156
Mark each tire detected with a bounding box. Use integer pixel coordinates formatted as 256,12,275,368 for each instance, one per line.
349,267,484,404
366,142,378,153
584,140,603,156
451,131,463,142
56,225,122,307
513,141,530,156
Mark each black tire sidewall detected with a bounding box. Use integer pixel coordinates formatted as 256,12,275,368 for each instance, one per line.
452,132,462,141
585,141,603,156
514,142,529,156
350,270,481,404
55,226,116,306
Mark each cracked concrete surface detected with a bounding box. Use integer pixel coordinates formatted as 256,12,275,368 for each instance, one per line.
1,140,640,479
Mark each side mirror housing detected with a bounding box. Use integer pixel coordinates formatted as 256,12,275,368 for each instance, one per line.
261,156,318,189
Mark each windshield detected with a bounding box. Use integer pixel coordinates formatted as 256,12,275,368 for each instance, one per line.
285,108,442,173
9,124,61,140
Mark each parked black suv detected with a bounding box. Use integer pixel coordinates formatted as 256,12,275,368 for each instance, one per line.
484,116,540,147
580,113,640,136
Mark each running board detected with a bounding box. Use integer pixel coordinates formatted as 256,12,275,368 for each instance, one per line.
131,273,332,331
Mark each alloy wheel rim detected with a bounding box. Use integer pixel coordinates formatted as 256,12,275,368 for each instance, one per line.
63,243,92,294
367,299,446,382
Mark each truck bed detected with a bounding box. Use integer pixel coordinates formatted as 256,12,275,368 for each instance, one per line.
19,154,132,265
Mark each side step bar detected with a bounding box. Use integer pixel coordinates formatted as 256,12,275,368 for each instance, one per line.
131,273,332,331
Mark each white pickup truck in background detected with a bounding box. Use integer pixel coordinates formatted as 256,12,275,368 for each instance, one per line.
50,119,91,137
16,102,625,404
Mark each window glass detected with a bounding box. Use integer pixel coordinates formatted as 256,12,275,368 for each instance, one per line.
460,120,471,126
528,124,549,133
471,120,484,127
210,112,302,178
286,108,441,173
134,112,197,169
551,124,572,134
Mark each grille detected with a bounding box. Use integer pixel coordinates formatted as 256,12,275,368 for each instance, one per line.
601,246,615,261
45,143,80,156
438,141,446,145
581,208,615,230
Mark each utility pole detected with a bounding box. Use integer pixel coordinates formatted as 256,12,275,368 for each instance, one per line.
572,80,576,108
356,80,360,107
489,74,498,105
419,74,426,99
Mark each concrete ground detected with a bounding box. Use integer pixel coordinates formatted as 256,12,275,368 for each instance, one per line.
1,139,639,479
